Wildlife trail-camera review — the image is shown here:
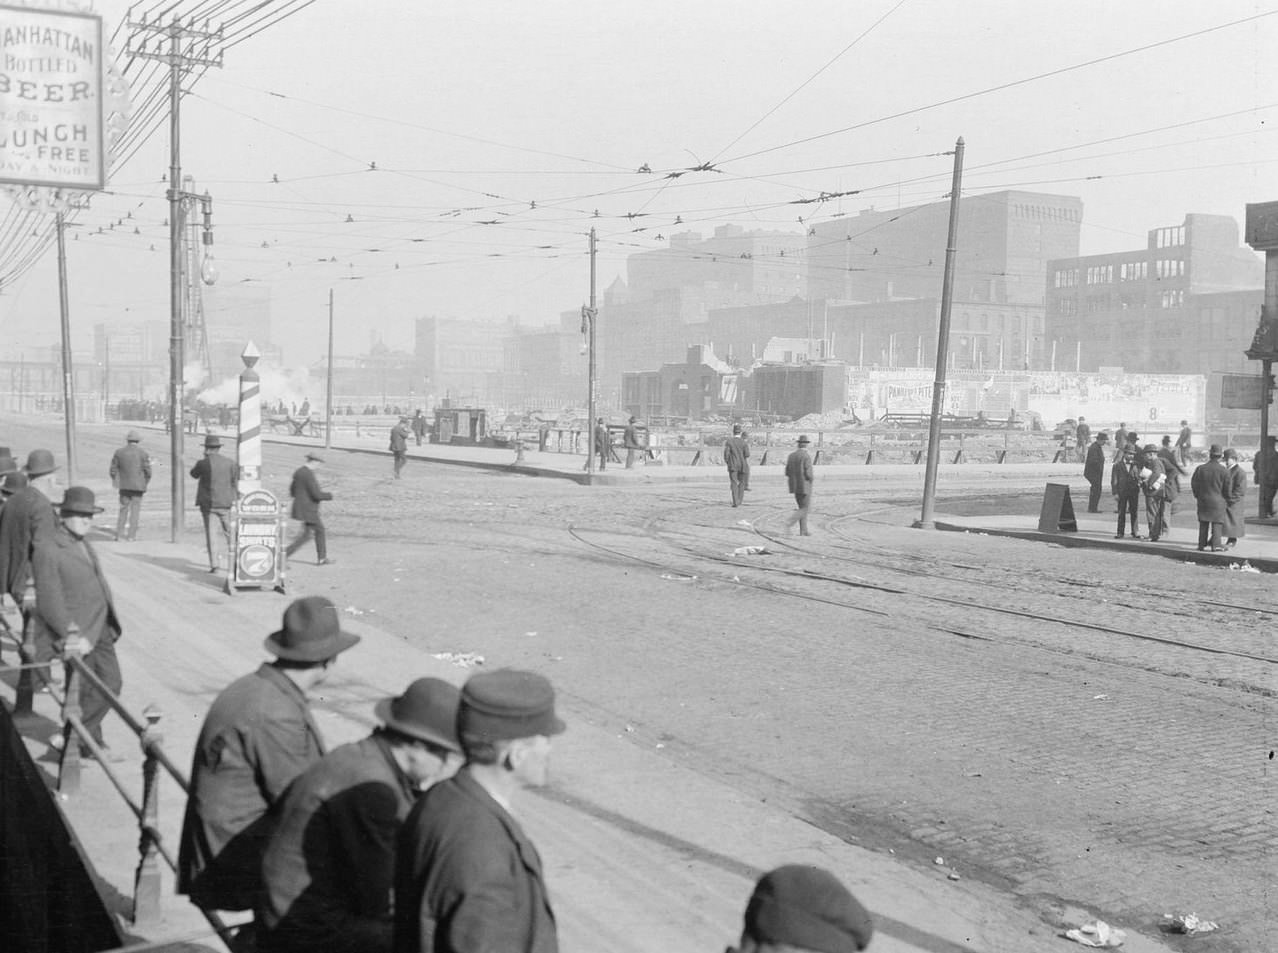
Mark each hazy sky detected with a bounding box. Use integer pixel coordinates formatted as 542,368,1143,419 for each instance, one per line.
3,0,1276,367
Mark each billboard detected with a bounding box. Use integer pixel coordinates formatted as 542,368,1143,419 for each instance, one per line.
0,5,105,190
1219,373,1267,411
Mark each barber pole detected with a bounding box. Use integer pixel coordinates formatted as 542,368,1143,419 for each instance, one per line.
237,341,263,493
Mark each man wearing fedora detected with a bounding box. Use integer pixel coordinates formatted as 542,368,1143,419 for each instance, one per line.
31,487,124,761
390,418,412,479
724,423,750,507
728,865,873,953
189,433,238,572
178,596,360,914
0,449,60,602
785,435,815,536
109,429,152,542
284,451,334,566
259,677,462,953
1190,444,1230,552
396,668,565,953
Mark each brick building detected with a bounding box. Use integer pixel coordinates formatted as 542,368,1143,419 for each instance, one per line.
1045,214,1263,375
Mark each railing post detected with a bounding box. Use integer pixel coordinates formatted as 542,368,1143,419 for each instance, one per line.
58,624,82,796
11,595,35,716
133,705,164,926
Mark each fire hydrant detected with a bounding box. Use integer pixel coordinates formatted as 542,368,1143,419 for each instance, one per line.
515,440,526,463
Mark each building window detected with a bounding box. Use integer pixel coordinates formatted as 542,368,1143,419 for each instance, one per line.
1155,226,1185,249
1160,289,1184,308
1120,261,1147,281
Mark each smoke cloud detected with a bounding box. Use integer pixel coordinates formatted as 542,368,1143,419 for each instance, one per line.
197,363,314,412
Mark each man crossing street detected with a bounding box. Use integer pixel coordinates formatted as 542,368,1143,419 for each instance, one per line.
109,429,151,541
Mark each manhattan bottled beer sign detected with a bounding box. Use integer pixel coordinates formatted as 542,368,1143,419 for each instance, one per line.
0,4,105,190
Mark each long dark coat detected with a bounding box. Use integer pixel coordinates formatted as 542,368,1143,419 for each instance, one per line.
32,521,121,649
259,734,418,952
178,664,326,911
785,448,814,499
288,465,332,523
0,485,57,600
1083,441,1106,483
395,770,557,953
1223,463,1247,539
190,452,238,510
1190,459,1230,524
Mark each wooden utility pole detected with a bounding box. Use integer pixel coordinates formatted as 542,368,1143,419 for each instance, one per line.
326,289,334,450
130,16,223,542
56,214,77,481
583,229,598,476
916,138,965,530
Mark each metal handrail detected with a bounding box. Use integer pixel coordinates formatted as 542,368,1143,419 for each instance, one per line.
3,624,238,949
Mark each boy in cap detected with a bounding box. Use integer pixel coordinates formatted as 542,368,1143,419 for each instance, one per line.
109,429,152,542
785,436,815,535
178,596,360,913
189,434,238,572
396,668,566,953
731,865,873,953
31,487,124,761
259,677,462,953
285,451,334,565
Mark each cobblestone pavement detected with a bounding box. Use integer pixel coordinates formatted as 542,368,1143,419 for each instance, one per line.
7,418,1272,951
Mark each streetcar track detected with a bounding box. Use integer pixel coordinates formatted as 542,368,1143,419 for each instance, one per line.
606,502,1278,672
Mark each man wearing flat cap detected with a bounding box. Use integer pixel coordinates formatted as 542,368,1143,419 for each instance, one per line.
259,677,462,953
189,433,238,572
1190,444,1230,552
390,418,412,479
784,435,815,536
31,487,124,761
396,668,566,953
285,451,334,566
109,429,152,542
179,596,360,914
731,865,873,953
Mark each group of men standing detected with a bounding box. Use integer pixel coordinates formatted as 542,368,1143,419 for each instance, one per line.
1084,425,1248,550
0,447,125,761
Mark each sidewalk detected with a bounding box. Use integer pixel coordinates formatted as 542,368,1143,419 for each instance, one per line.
2,534,1179,953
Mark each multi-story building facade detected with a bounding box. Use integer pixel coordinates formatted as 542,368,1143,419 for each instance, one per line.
1045,214,1263,375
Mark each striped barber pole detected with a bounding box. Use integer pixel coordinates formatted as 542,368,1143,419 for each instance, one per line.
238,341,263,492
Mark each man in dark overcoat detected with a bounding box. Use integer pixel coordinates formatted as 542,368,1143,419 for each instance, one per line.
1083,432,1108,512
189,434,238,572
1157,435,1188,516
723,424,750,507
32,487,123,761
1254,435,1278,517
395,669,565,953
109,429,152,542
784,435,814,536
258,678,462,953
1222,447,1247,549
1111,445,1141,539
178,597,360,914
1190,444,1230,552
622,416,645,469
0,449,61,603
284,452,334,566
390,418,411,478
592,418,610,470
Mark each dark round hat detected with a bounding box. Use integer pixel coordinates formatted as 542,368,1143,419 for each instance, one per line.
305,451,325,462
375,677,462,751
0,454,17,476
744,865,873,953
1209,444,1223,457
203,434,223,448
458,669,566,742
2,471,28,496
797,435,811,445
24,449,57,477
59,486,103,516
1142,444,1158,453
263,596,360,662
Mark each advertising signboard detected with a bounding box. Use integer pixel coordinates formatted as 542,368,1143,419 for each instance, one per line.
1220,373,1267,411
231,489,283,592
0,5,105,190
